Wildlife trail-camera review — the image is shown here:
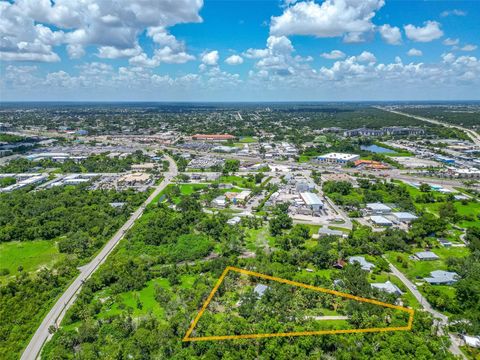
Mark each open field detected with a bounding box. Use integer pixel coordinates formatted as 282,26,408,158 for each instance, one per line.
0,240,65,280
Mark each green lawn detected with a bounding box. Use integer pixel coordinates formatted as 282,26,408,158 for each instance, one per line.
0,240,65,280
245,227,275,251
218,175,255,189
298,155,313,163
238,136,257,143
97,274,196,320
179,183,207,195
417,201,480,228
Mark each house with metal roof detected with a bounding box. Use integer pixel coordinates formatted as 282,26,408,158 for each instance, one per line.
371,281,403,295
424,270,459,285
349,256,375,271
411,251,440,261
318,226,346,238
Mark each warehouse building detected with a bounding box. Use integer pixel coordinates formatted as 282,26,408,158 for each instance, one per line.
392,212,418,223
370,215,393,227
300,192,324,212
366,203,392,214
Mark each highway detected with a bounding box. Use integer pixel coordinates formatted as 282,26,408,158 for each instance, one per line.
385,258,466,359
378,107,480,147
20,155,178,360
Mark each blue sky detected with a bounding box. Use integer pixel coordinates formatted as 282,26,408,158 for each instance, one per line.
0,0,479,101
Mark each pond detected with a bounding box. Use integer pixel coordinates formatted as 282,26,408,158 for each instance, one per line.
360,144,396,154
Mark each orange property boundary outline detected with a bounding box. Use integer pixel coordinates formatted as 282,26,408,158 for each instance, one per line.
183,266,415,342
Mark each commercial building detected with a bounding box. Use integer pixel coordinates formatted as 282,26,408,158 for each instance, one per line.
344,127,425,137
192,134,235,141
317,152,360,165
366,203,392,214
354,160,389,170
370,215,393,227
225,190,251,203
296,181,315,193
391,212,418,223
300,192,324,212
118,173,150,185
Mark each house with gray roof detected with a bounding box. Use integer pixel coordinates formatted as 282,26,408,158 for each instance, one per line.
424,270,459,285
411,251,440,261
371,281,403,295
349,256,375,271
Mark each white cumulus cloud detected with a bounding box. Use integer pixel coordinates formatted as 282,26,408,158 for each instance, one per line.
443,38,460,46
202,50,219,66
270,0,385,43
0,0,203,62
440,9,466,17
378,24,402,45
404,21,443,42
320,50,346,59
461,44,477,52
407,48,423,57
225,55,244,65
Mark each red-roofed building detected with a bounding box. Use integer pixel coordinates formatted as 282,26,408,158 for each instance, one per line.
192,134,235,141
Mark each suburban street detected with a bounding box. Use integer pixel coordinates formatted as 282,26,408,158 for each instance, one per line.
385,258,466,359
20,156,178,360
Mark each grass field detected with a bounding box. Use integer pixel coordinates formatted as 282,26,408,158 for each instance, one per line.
178,183,208,195
0,240,65,280
245,227,275,251
238,136,257,143
298,155,313,163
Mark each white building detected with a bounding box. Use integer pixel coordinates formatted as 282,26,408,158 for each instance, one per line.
316,152,360,165
227,216,241,225
300,192,324,212
211,196,227,208
392,212,418,223
370,215,393,227
366,203,392,214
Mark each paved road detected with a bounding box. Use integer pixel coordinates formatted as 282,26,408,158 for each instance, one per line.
20,156,178,360
385,258,466,359
378,107,480,146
